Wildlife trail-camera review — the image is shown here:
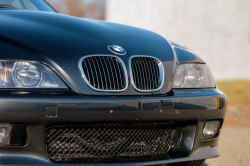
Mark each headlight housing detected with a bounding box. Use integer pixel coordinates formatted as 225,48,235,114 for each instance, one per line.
173,64,215,88
0,61,67,88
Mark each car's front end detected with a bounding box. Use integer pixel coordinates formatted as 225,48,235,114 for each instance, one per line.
0,3,226,166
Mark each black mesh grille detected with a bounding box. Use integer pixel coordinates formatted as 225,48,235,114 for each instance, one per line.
131,57,161,90
46,122,180,163
81,56,126,90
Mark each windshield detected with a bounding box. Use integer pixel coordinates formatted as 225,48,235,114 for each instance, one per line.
0,0,56,12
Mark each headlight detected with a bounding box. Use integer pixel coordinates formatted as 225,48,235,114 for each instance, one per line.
0,61,67,88
173,64,215,88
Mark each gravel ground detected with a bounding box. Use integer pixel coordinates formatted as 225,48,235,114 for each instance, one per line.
203,127,250,166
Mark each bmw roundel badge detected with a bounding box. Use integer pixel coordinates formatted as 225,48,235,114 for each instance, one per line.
108,45,127,55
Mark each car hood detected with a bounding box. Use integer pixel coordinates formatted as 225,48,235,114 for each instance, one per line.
0,9,201,95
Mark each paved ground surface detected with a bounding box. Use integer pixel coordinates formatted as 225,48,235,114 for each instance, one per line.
202,127,250,166
224,107,250,127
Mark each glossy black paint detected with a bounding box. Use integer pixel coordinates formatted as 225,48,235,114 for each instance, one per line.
174,47,197,62
0,89,226,164
0,6,227,165
0,89,226,123
0,9,206,96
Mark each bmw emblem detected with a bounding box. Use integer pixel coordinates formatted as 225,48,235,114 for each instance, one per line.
108,45,127,55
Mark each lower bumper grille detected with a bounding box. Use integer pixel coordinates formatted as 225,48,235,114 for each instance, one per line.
46,122,188,163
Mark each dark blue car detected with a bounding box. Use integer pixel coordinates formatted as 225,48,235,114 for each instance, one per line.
0,1,226,166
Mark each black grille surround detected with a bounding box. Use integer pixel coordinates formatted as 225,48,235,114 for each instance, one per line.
79,55,128,92
130,56,164,92
46,122,185,163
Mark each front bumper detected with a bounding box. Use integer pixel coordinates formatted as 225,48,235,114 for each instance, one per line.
0,89,226,165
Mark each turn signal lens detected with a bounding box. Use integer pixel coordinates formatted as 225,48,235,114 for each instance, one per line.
173,64,215,88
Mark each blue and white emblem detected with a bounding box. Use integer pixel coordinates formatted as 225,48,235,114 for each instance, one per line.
108,45,127,55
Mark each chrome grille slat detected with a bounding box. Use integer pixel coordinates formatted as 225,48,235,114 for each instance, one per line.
142,58,147,89
142,57,150,89
114,59,124,88
99,57,108,89
142,58,148,89
135,58,142,89
94,57,104,89
138,58,146,89
148,59,155,89
84,59,92,86
103,57,112,89
130,56,164,92
131,60,137,89
147,58,154,88
145,58,154,89
151,58,158,88
82,60,90,84
106,58,116,90
110,58,119,89
90,58,100,89
80,55,127,92
140,58,147,89
154,59,160,87
113,59,121,89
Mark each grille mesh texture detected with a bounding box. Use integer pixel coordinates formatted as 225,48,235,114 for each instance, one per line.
46,122,179,163
81,56,126,91
130,56,162,90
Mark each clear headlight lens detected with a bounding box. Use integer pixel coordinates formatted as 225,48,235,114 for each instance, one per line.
173,64,215,88
0,61,67,88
